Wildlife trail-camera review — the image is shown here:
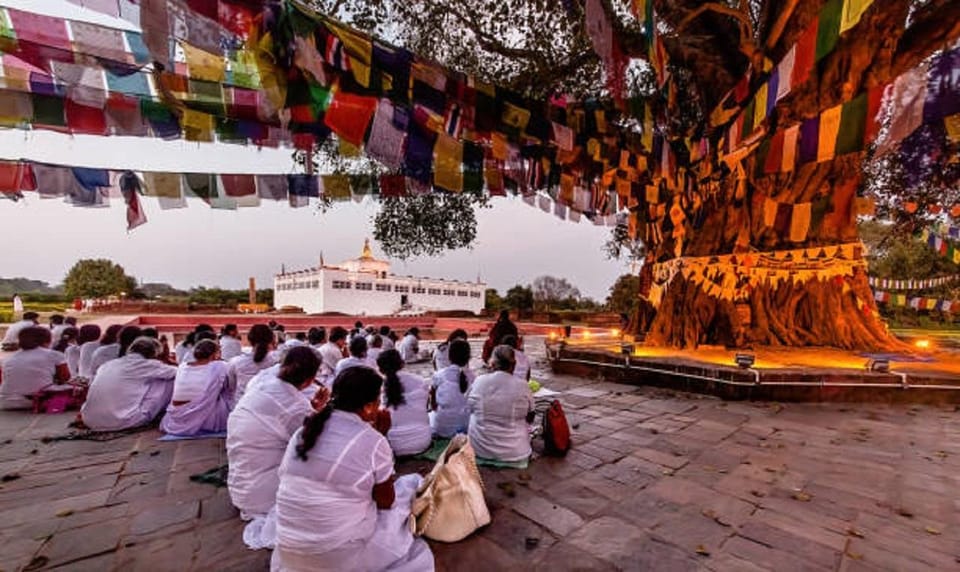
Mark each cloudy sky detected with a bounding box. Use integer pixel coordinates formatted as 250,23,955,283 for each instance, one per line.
0,1,631,301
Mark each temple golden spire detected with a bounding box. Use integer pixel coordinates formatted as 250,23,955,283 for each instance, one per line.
360,238,374,260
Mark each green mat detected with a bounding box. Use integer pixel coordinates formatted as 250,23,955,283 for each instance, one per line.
414,438,529,469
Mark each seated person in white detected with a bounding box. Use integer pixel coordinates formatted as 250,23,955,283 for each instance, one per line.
76,324,103,379
432,329,467,372
307,327,326,353
273,367,433,572
80,337,178,431
227,324,278,401
429,339,475,438
1,311,40,351
53,327,80,376
500,335,531,381
366,334,384,364
317,326,349,385
90,326,143,379
227,347,328,550
335,336,376,375
467,345,535,462
0,327,71,410
398,327,421,363
160,340,233,436
377,349,431,456
378,326,395,351
219,323,243,361
175,324,216,364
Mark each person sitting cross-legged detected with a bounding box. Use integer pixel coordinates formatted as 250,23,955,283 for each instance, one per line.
80,337,178,431
272,367,433,572
161,339,233,436
467,345,535,463
335,335,376,375
0,327,71,410
428,339,475,438
227,324,278,401
1,311,40,352
377,349,432,457
227,346,329,550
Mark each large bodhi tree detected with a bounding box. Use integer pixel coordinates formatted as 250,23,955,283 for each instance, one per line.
305,0,960,350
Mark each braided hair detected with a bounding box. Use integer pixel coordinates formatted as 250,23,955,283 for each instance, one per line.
295,367,383,461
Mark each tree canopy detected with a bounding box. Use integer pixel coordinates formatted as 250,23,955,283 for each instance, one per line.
63,259,138,300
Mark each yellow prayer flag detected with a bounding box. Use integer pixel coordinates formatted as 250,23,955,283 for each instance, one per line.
840,0,873,33
182,43,225,83
331,22,373,88
817,105,843,162
433,133,463,192
945,114,960,143
182,109,215,142
502,102,531,130
782,125,799,172
491,132,508,161
754,84,768,127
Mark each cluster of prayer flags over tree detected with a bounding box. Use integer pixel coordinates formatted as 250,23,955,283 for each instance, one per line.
868,275,958,291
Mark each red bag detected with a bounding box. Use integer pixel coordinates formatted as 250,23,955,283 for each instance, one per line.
542,400,571,456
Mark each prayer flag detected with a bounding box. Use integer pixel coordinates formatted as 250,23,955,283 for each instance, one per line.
379,174,407,198
320,174,350,200
31,94,66,129
141,99,181,139
70,21,128,64
552,122,574,151
182,109,215,142
840,0,873,33
776,46,795,102
323,90,377,146
331,23,372,88
433,133,464,193
792,19,818,87
754,83,768,127
0,161,28,198
764,130,785,174
836,93,867,155
288,174,320,198
816,0,843,61
782,124,799,171
945,114,960,143
183,43,226,83
0,91,32,127
403,122,436,184
501,102,531,131
879,65,927,154
463,141,484,193
119,171,148,230
923,48,960,122
366,100,406,171
798,116,820,165
864,85,885,144
65,98,107,135
221,174,256,197
789,202,812,242
183,173,219,203
256,174,287,200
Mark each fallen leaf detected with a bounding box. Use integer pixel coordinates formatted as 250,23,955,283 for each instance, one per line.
55,509,73,517
896,507,914,518
695,545,711,557
791,492,812,502
846,551,863,560
934,451,947,458
924,526,941,535
750,490,766,498
517,472,532,482
846,528,865,538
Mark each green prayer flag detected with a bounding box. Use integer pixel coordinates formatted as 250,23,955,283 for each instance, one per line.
836,93,867,155
183,173,219,201
31,94,65,126
742,98,756,135
187,79,225,116
816,0,843,61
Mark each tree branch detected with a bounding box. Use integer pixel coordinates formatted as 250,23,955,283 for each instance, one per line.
764,0,801,51
675,3,755,54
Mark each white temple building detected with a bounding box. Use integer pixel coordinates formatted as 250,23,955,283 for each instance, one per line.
273,240,486,315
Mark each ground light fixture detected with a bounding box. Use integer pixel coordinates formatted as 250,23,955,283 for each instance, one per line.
914,339,931,350
866,358,891,373
735,353,756,369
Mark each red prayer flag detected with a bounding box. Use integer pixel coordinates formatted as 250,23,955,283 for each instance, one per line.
0,161,26,196
323,90,378,146
378,174,407,197
65,98,108,135
221,174,257,197
864,84,885,144
764,129,785,174
791,20,818,88
292,132,315,150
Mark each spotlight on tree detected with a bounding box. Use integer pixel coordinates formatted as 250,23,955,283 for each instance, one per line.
866,359,890,373
735,353,756,369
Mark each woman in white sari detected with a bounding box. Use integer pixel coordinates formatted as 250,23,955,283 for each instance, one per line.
160,340,232,436
227,347,327,550
227,324,278,399
377,349,431,456
272,367,433,572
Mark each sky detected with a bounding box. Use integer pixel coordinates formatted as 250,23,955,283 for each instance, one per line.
0,1,632,301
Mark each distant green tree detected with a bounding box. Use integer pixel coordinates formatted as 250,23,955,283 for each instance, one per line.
606,274,640,315
532,275,581,312
503,285,534,314
63,259,138,299
484,288,502,310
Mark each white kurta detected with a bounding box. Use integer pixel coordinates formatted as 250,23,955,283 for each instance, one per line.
81,354,177,431
273,412,432,572
89,343,120,377
513,350,531,381
65,345,81,377
227,374,313,518
220,336,243,360
429,365,475,437
467,371,534,462
0,348,67,410
398,335,419,363
317,342,343,383
228,352,279,401
383,372,432,456
77,341,101,379
1,319,34,346
334,356,376,375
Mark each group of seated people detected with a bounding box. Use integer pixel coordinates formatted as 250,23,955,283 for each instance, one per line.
0,313,535,571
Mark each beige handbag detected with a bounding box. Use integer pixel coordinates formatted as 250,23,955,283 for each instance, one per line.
412,434,491,542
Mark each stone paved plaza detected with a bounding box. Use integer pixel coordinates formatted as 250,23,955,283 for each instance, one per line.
1,350,959,571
